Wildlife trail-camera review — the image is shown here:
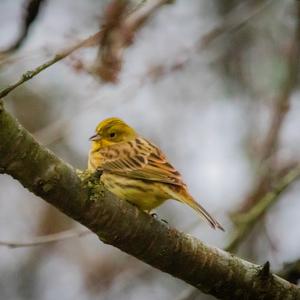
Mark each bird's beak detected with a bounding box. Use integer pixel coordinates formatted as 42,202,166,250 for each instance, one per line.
89,133,101,141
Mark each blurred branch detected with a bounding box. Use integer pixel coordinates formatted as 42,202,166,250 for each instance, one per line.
0,0,46,54
0,30,104,99
237,0,300,213
93,0,270,82
143,0,273,82
92,0,129,82
260,0,300,162
201,0,274,48
201,0,275,88
93,0,172,82
0,105,299,299
205,1,300,284
0,0,172,97
0,0,271,100
0,228,90,248
226,165,300,253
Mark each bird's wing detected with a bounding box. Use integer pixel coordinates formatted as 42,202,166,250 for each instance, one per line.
99,137,185,186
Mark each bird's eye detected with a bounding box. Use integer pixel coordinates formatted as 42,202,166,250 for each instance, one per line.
109,132,116,138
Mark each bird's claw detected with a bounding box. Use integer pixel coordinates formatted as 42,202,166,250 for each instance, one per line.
150,212,158,218
160,218,168,225
150,213,168,225
95,168,103,178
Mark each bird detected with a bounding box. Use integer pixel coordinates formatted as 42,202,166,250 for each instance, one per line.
88,117,224,231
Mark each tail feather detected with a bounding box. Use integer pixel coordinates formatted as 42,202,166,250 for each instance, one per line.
175,189,224,231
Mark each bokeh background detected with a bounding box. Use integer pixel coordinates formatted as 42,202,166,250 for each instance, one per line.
1,0,300,299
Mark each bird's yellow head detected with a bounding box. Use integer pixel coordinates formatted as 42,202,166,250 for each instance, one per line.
89,117,137,148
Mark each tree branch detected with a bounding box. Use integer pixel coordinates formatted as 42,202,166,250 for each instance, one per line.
237,0,300,213
93,0,171,82
226,165,300,252
201,0,274,48
0,228,90,248
0,106,299,299
0,0,171,97
0,30,103,99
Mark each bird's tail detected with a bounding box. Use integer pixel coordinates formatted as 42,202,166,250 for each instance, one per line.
174,188,224,231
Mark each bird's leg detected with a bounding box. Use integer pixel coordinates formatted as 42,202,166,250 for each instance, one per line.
149,211,168,225
95,168,103,178
160,218,168,225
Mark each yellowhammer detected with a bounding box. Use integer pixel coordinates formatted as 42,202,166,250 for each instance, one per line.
88,117,224,231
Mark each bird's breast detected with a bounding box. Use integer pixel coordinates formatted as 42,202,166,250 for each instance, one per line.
88,149,104,171
100,173,169,211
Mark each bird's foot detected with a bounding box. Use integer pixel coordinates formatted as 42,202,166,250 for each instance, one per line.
160,218,168,225
95,168,103,178
150,212,168,225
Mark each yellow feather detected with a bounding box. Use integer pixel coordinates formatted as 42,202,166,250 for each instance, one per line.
88,117,224,231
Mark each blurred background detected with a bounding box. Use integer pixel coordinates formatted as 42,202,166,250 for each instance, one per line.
0,0,300,299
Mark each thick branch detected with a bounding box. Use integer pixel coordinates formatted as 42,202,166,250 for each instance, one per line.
0,104,299,300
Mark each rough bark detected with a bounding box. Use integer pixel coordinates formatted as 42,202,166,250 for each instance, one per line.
0,103,299,300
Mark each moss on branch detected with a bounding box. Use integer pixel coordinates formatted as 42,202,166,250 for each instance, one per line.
0,103,299,300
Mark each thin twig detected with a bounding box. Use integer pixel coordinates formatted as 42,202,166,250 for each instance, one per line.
201,0,274,47
0,30,103,99
145,0,274,82
124,0,171,32
237,1,300,213
226,165,300,252
0,0,170,95
0,228,90,248
260,0,300,162
0,0,270,98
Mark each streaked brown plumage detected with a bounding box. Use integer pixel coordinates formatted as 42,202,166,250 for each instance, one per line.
88,117,224,231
